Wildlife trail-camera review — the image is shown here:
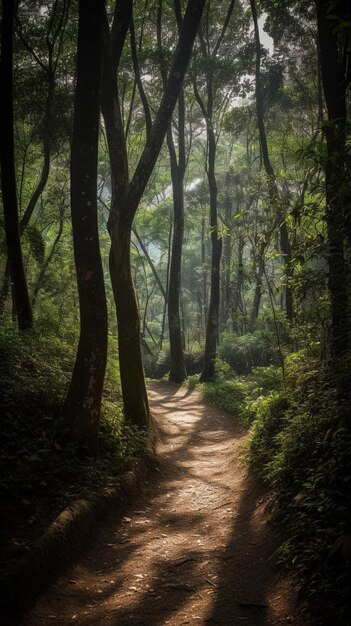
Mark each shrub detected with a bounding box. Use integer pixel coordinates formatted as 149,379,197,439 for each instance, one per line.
246,391,290,469
144,349,204,379
218,330,279,373
246,352,351,624
144,349,170,378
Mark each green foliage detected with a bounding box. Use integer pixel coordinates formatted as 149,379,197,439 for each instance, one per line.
199,378,248,416
0,326,145,569
24,225,46,265
246,353,351,623
144,349,170,379
246,391,290,467
144,348,204,379
218,330,279,373
191,361,282,419
193,351,351,622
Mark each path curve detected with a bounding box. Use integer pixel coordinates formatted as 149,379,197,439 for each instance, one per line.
23,382,312,625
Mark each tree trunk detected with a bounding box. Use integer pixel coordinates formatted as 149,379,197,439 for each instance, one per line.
201,215,208,331
200,120,222,382
250,0,293,321
31,204,65,308
102,0,205,426
63,0,107,454
109,224,149,426
0,0,33,331
315,0,348,357
232,235,245,332
157,0,187,383
1,0,68,316
133,227,166,299
160,221,172,349
168,161,187,382
220,189,232,329
167,94,187,382
251,254,264,326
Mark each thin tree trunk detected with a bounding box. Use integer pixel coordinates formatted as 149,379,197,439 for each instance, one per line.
160,221,172,350
133,227,166,299
31,205,65,308
220,188,232,329
110,225,149,426
201,215,207,331
63,0,107,454
158,0,187,383
200,116,222,382
251,254,264,326
166,110,187,381
1,0,70,316
232,235,245,332
250,0,293,321
0,0,33,331
194,2,236,381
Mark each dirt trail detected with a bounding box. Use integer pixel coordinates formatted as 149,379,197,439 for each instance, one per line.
23,382,312,626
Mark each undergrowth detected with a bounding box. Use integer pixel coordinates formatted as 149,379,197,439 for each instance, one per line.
187,359,282,419
0,326,146,571
246,353,351,625
190,354,351,625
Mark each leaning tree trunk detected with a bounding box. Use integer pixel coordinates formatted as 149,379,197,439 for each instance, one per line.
63,0,108,454
109,221,149,425
102,0,206,427
0,0,33,331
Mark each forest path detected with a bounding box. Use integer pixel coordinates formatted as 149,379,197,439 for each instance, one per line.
23,382,311,626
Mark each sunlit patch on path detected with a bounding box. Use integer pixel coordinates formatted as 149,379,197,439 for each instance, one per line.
23,382,312,626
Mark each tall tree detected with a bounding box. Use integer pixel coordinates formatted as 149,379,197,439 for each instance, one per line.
63,0,108,454
250,0,294,321
315,0,350,358
0,0,33,331
157,0,188,383
1,0,71,313
193,0,237,381
102,0,206,426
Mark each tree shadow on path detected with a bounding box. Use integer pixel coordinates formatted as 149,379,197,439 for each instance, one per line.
23,381,311,626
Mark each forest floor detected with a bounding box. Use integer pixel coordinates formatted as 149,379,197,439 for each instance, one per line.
22,381,314,626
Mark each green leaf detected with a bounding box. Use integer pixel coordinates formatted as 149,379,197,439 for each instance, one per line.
25,225,46,265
